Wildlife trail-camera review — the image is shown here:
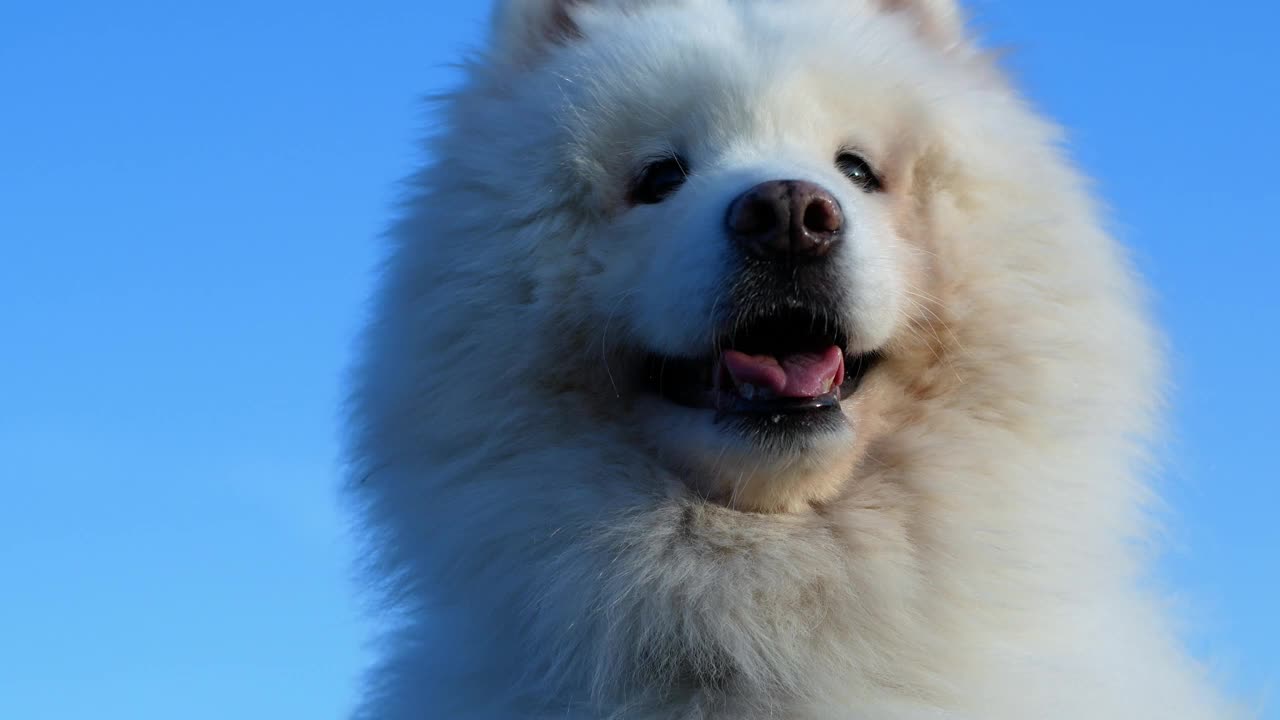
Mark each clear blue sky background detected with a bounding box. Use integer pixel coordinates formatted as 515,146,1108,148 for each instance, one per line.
1,2,1275,718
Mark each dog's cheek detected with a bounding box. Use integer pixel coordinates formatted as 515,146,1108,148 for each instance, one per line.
632,242,724,355
589,212,727,358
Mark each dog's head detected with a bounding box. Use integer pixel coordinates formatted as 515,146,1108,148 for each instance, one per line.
399,0,1093,513
419,0,988,512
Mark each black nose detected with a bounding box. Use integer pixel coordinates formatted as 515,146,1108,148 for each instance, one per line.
726,180,844,261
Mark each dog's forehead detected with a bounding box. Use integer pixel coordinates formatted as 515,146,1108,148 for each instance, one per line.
548,9,932,164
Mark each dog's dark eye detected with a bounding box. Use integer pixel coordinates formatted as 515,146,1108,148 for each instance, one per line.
631,156,688,205
836,152,883,193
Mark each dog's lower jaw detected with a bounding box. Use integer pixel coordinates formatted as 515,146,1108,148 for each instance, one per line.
685,437,862,514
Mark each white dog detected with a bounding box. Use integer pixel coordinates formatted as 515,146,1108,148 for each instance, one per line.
346,1,1236,717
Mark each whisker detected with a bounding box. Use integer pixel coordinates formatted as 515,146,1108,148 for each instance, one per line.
599,290,636,399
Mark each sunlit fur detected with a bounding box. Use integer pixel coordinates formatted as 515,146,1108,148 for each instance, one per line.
346,1,1236,717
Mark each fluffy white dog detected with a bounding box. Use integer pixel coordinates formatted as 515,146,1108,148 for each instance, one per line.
346,1,1236,717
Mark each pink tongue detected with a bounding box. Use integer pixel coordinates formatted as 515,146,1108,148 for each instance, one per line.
722,346,845,398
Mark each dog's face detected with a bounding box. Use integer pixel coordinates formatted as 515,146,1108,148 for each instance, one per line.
470,0,967,512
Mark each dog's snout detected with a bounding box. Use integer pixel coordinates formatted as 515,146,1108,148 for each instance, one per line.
726,180,843,261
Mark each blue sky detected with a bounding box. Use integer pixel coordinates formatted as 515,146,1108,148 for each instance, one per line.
0,2,1275,718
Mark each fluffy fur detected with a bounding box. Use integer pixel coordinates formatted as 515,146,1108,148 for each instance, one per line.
346,1,1236,717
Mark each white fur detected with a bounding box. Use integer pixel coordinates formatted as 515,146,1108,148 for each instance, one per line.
346,1,1238,717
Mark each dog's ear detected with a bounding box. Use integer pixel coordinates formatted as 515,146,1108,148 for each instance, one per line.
875,0,967,48
490,0,595,63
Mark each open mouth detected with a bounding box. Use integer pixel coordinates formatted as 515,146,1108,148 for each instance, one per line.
640,308,882,418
